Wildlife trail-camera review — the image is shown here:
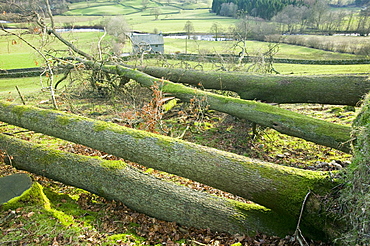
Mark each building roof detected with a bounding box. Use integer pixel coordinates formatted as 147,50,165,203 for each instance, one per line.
130,33,164,45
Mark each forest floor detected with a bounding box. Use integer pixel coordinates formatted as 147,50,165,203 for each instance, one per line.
0,82,356,245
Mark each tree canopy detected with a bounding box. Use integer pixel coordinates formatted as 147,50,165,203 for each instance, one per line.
211,0,303,20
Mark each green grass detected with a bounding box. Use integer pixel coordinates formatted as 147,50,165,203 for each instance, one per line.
65,4,138,16
0,30,107,69
0,34,44,69
274,63,370,75
0,53,40,69
0,30,367,76
135,57,370,75
64,0,211,17
163,38,362,60
0,76,70,107
128,9,236,33
276,42,360,59
0,77,41,96
51,15,104,26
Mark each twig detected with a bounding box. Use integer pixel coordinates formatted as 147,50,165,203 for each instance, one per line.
2,130,31,136
45,0,54,30
293,190,311,246
97,28,107,61
0,210,16,226
15,86,26,105
54,68,72,90
191,240,207,246
1,20,58,109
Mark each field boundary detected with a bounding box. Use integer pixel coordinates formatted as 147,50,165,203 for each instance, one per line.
124,53,370,65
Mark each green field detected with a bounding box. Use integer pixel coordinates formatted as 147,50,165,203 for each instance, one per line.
0,77,43,98
163,38,362,59
0,31,108,69
1,31,368,76
1,0,369,95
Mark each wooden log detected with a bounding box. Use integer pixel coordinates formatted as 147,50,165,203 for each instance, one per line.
337,92,370,244
85,61,351,153
0,133,294,237
135,66,370,106
0,102,338,224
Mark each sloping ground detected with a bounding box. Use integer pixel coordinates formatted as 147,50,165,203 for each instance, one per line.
63,0,210,16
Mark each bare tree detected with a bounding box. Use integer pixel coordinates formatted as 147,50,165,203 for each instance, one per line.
307,0,330,30
0,0,60,108
141,0,149,9
272,5,309,34
356,7,370,35
219,2,237,17
183,20,194,54
230,18,251,66
103,15,131,55
150,7,162,20
210,22,223,41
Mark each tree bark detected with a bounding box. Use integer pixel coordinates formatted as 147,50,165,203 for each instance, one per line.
0,102,338,226
0,133,294,237
77,60,351,153
134,66,370,106
336,92,370,244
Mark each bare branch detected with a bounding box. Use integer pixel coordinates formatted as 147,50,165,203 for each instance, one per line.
0,25,58,109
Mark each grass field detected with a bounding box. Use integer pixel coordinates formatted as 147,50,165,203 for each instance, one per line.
163,38,362,59
64,0,212,16
0,77,43,98
0,31,108,69
0,30,367,76
1,0,369,90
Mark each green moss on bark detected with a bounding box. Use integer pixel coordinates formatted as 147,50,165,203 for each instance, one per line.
337,93,370,245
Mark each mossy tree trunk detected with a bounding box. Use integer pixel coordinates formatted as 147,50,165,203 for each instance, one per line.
0,102,340,239
134,66,370,106
337,93,370,244
71,59,351,153
0,133,292,236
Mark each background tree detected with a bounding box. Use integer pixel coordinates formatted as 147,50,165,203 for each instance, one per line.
321,11,346,34
219,2,238,17
211,0,299,20
272,5,309,34
356,7,370,35
210,22,223,41
231,18,251,65
0,0,68,15
355,0,370,6
150,7,162,20
103,16,131,55
307,0,330,30
183,20,194,54
141,0,149,9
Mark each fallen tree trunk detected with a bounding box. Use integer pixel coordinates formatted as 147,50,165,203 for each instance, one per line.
76,60,351,153
0,102,338,228
0,133,294,237
336,92,370,244
134,66,370,106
